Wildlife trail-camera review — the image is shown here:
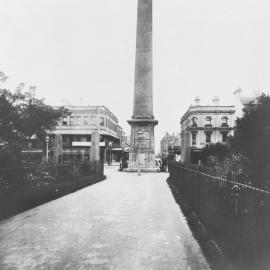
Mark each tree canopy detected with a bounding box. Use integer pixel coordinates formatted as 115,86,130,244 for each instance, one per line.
200,142,229,164
232,93,270,182
0,88,68,157
199,94,270,187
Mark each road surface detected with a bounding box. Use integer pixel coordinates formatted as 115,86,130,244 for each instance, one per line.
0,167,210,270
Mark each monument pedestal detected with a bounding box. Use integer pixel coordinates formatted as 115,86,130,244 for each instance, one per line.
124,119,159,172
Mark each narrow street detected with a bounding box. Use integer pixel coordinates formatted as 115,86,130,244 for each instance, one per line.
0,166,210,270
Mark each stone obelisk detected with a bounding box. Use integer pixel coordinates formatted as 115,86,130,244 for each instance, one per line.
125,0,159,172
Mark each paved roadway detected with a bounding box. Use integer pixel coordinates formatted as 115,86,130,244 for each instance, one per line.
0,167,210,270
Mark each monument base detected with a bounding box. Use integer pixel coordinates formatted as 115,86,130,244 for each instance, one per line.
123,167,160,172
125,118,159,173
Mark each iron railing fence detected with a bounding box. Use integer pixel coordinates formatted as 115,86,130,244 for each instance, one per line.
169,162,270,267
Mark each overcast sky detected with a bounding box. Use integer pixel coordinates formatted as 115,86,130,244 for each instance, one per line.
1,0,270,152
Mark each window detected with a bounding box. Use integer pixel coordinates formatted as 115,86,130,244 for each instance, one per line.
81,136,87,142
62,117,68,126
83,116,89,125
192,133,197,146
77,116,82,125
205,116,212,126
222,132,228,143
205,131,211,143
62,135,70,143
191,117,197,127
221,116,228,126
70,116,75,125
90,116,95,125
100,117,105,127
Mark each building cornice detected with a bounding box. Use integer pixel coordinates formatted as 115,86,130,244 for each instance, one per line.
180,106,235,124
187,126,234,131
53,105,119,124
127,118,158,125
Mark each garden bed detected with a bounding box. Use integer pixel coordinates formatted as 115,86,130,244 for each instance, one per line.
0,174,106,221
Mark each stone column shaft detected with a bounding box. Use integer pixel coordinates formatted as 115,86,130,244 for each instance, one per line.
90,131,100,161
133,0,153,119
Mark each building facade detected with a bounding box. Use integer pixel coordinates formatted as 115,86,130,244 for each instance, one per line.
51,106,124,163
181,97,235,163
160,133,181,156
160,132,181,164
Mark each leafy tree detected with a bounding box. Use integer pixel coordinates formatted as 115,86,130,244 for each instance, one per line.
201,142,229,165
0,88,68,164
232,93,270,185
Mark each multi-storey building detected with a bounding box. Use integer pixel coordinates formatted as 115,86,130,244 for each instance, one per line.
180,97,235,163
160,133,181,156
160,133,174,156
51,106,124,163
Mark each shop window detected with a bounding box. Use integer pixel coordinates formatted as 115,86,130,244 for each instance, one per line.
205,131,211,143
62,136,67,143
81,136,87,142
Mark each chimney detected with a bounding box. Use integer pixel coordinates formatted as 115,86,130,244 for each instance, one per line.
212,96,220,106
194,96,200,105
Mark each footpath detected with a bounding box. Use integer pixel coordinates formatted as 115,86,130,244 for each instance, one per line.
0,167,209,270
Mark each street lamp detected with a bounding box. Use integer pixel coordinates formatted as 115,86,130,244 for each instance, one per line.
46,136,50,162
137,131,143,175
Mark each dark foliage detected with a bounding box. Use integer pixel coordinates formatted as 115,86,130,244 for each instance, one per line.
200,142,230,164
170,163,270,269
0,162,105,220
232,93,270,185
0,89,68,152
0,88,69,186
